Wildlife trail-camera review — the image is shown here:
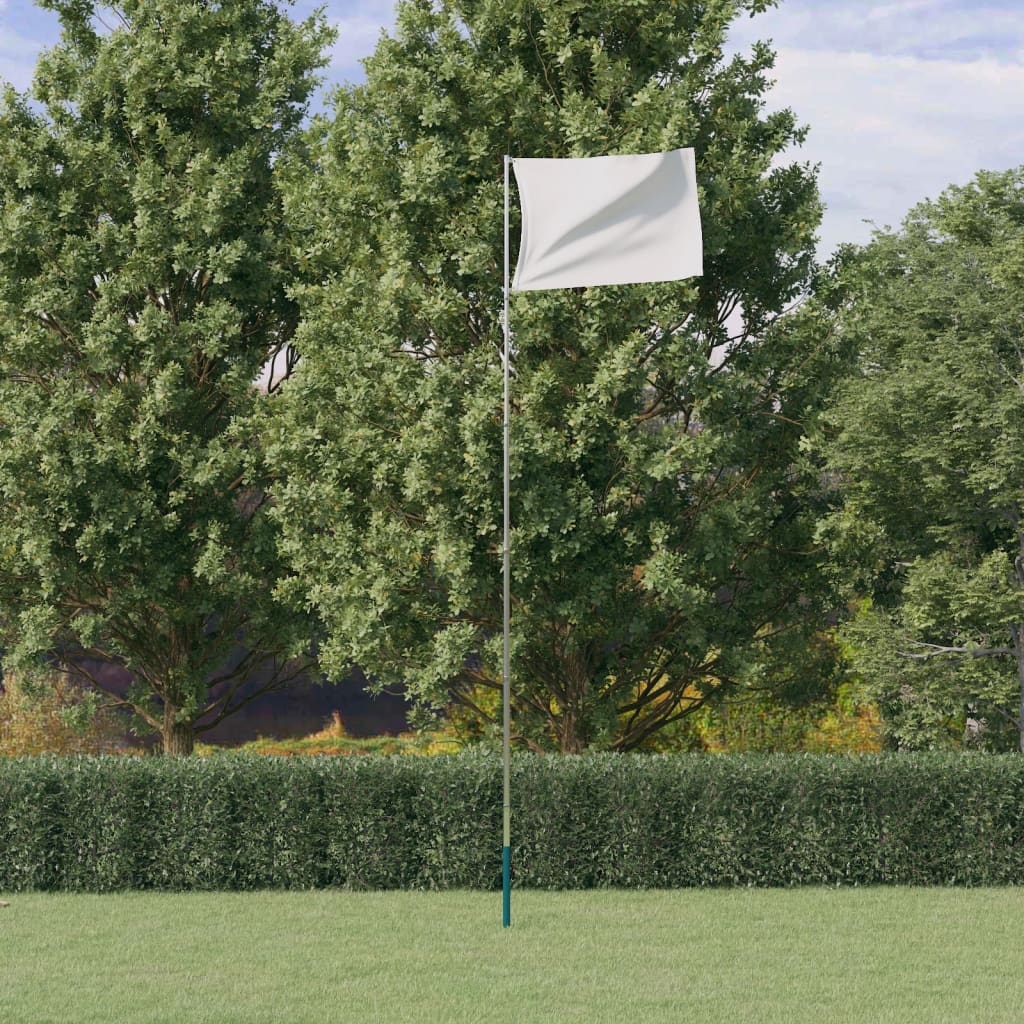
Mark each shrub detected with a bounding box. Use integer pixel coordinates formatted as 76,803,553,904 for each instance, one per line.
644,683,884,754
1,752,1023,891
0,670,121,757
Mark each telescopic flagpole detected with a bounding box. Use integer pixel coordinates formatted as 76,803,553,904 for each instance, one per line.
502,154,512,929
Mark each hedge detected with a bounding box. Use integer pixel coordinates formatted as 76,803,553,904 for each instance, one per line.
2,751,1024,891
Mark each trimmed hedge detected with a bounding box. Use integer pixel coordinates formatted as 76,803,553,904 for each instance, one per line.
2,752,1024,891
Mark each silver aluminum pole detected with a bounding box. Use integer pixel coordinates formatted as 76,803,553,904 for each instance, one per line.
502,154,512,929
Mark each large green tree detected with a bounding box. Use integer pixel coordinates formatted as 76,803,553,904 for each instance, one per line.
271,0,843,752
820,167,1024,751
0,0,332,754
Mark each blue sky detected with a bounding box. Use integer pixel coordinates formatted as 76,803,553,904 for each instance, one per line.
2,0,1022,257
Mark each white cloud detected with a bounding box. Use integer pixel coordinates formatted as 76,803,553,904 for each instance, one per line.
730,0,1024,61
864,1,934,21
759,47,1024,255
726,1,1024,255
329,13,390,78
0,28,44,92
306,0,397,82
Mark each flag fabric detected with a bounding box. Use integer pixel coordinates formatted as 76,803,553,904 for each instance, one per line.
511,148,702,292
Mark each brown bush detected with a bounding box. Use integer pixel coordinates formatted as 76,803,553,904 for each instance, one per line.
0,669,121,756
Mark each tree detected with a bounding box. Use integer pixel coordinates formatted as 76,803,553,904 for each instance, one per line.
270,0,843,752
0,0,332,754
820,167,1024,751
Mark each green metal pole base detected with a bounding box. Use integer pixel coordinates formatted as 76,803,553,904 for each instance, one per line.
502,846,511,928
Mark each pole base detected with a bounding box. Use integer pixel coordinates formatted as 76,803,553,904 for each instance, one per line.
502,845,511,928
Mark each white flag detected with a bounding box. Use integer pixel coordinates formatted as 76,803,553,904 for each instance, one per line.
511,148,702,292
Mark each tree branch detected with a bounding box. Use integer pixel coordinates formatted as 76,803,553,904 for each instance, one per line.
899,641,1015,660
63,660,162,731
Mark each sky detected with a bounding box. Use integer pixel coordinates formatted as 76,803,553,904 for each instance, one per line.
1,0,1022,258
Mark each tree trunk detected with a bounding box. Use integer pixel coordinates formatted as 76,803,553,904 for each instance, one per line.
162,709,195,756
1013,625,1024,755
555,669,590,753
558,711,586,754
963,707,987,749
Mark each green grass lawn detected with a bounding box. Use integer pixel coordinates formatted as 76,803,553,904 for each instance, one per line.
1,888,1021,1023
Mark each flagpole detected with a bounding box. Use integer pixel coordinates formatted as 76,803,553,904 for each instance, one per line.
502,153,512,929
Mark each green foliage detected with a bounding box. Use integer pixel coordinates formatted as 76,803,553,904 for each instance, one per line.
645,680,883,753
0,1,334,753
5,752,1024,891
819,167,1024,751
270,0,843,753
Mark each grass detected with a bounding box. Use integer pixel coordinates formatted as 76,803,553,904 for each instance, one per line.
194,734,431,756
1,888,1022,1023
193,714,463,757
